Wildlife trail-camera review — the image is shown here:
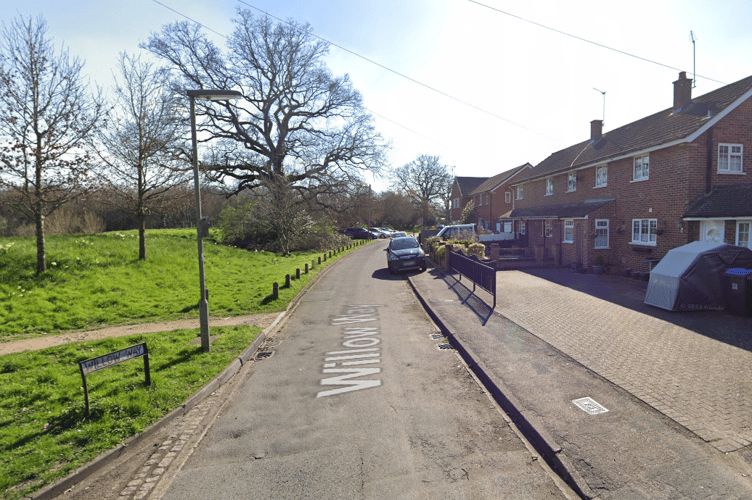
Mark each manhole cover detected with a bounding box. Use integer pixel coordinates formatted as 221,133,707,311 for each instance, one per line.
572,397,608,415
437,343,455,350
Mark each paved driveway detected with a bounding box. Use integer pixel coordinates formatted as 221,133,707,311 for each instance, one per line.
497,268,752,452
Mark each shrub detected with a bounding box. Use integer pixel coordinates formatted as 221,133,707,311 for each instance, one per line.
467,242,486,259
594,253,605,266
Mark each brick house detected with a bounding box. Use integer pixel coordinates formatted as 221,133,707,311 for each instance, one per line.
507,72,752,274
468,163,532,232
449,177,487,223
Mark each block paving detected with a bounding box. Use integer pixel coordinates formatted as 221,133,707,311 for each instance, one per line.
496,270,752,452
117,398,213,499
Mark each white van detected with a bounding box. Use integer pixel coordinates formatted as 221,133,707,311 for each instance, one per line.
435,224,477,240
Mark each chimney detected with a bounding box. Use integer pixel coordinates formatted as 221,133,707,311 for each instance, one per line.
673,71,692,110
590,119,603,140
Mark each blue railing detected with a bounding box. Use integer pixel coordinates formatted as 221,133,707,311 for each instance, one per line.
449,250,496,311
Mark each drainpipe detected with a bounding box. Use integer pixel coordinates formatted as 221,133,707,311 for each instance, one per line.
706,126,714,194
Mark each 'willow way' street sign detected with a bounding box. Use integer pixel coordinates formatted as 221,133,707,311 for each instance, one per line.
78,343,151,415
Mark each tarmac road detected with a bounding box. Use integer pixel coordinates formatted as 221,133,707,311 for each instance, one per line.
151,239,570,499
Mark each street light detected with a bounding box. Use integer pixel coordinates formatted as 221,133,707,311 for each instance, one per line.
187,89,242,352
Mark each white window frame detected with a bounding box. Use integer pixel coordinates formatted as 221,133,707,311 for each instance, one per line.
631,218,657,246
516,186,523,200
545,177,553,196
595,165,607,188
719,143,744,174
453,197,459,209
737,221,751,249
505,191,511,203
545,220,553,238
563,219,574,243
594,219,609,249
567,172,577,192
633,155,649,181
519,220,526,235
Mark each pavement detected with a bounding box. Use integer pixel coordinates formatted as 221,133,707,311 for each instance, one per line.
408,265,752,499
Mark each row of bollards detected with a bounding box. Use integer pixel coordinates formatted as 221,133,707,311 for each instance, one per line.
271,239,369,299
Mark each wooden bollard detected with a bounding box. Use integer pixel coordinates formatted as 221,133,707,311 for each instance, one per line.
272,282,279,300
318,256,321,265
305,263,309,274
285,274,291,288
296,268,301,279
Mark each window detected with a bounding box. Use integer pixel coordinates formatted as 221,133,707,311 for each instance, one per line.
545,177,553,196
567,172,577,192
519,221,526,235
737,222,751,249
595,165,607,187
516,186,523,200
632,218,657,245
545,220,553,238
453,198,459,209
633,155,649,181
719,144,743,173
505,191,511,203
563,220,574,243
594,219,609,249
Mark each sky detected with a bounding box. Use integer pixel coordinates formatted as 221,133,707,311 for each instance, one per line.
2,0,752,192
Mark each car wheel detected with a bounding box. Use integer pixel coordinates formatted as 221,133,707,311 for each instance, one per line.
421,264,427,272
388,264,395,275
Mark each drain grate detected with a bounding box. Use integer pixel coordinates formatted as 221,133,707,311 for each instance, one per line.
437,343,456,350
430,334,444,340
255,350,274,361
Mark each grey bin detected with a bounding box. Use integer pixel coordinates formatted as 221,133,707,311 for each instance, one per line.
724,268,752,316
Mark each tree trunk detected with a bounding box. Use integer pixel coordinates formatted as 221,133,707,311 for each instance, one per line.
139,215,147,260
36,213,46,274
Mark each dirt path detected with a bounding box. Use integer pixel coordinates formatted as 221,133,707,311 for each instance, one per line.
0,312,283,356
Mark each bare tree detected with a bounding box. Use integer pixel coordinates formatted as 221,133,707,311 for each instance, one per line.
144,10,388,247
0,15,104,273
94,52,189,260
390,155,453,227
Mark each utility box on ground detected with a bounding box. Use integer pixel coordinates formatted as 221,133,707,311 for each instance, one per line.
724,268,752,316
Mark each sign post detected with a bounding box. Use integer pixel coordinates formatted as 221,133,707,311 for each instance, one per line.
78,343,150,416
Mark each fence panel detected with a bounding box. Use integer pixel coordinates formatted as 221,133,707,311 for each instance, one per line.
448,250,496,311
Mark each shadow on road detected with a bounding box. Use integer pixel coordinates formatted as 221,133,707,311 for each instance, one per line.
371,268,427,281
426,268,494,326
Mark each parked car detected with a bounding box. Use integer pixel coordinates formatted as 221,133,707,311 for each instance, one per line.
390,231,408,239
385,236,427,274
368,227,390,239
344,227,377,240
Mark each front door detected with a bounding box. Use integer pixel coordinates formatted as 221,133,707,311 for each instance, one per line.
699,221,724,243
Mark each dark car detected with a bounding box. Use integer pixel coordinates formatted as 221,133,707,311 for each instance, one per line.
344,227,376,240
385,236,427,274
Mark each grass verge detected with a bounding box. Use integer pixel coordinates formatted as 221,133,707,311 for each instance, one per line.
0,325,260,499
0,229,364,338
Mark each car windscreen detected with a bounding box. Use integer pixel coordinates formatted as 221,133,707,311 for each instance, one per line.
390,238,419,250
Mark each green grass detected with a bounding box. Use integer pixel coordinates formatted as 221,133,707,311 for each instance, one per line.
0,229,361,338
0,229,368,498
0,325,260,499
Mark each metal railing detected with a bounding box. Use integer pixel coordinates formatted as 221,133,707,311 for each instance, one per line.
449,250,496,311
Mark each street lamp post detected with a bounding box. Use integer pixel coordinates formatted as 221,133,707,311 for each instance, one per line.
187,89,242,352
